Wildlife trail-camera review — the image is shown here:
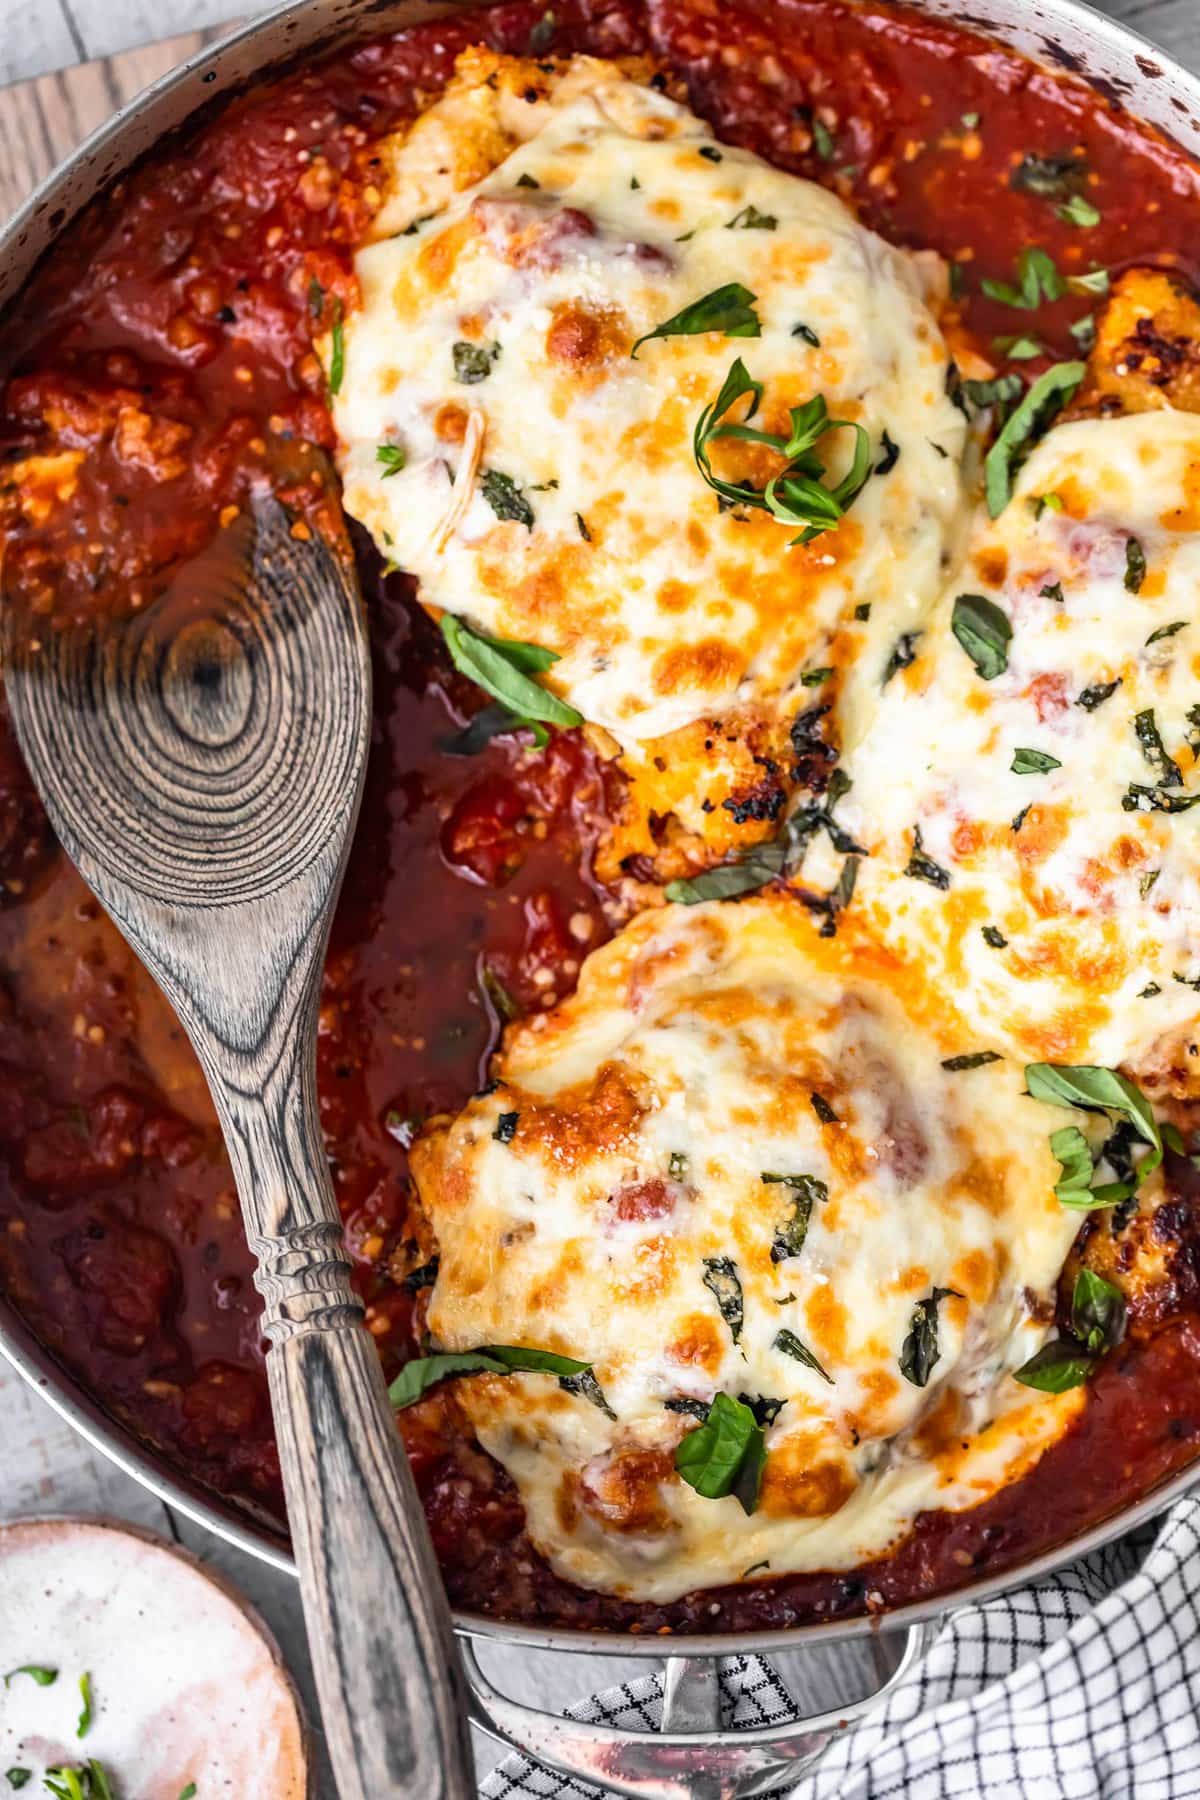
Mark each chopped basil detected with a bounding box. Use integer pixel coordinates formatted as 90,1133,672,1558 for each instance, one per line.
762,1172,826,1261
45,1768,117,1800
666,1397,710,1421
401,1257,438,1294
1141,982,1162,997
5,1776,31,1792
307,276,324,319
1122,784,1200,815
811,118,836,160
666,764,857,907
452,340,500,385
376,443,406,478
1025,1062,1163,1207
1058,194,1101,227
1076,678,1121,711
438,701,523,757
792,322,821,347
1125,537,1147,594
528,8,556,52
855,602,871,621
575,513,592,541
702,1256,744,1342
1072,1267,1126,1353
1069,313,1098,352
882,631,921,685
994,335,1044,361
965,372,1024,412
875,429,901,475
480,468,536,528
698,145,723,162
727,204,777,230
899,1287,961,1388
811,1092,839,1125
389,1344,591,1408
674,1392,766,1514
1032,492,1064,518
1011,804,1031,834
1011,747,1062,774
1041,581,1065,602
952,592,1012,680
941,1051,1002,1071
1067,267,1111,296
1013,1338,1095,1393
1134,709,1181,788
3,1667,57,1688
493,1110,519,1143
664,839,790,905
983,924,1008,948
515,172,540,189
1140,869,1161,899
328,298,345,397
801,667,833,687
559,1366,617,1418
692,357,873,545
1147,620,1186,645
480,963,521,1025
774,1327,833,1383
77,1672,93,1739
440,617,583,737
961,111,981,130
631,282,762,358
1011,151,1088,198
981,246,1065,309
985,361,1085,517
904,825,951,890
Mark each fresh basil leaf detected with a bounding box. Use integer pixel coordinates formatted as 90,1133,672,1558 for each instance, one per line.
981,246,1065,309
1125,537,1147,594
965,372,1025,412
1146,621,1186,645
1067,267,1110,296
328,297,345,396
727,204,777,230
674,1392,766,1514
1011,151,1088,198
440,617,582,734
389,1345,591,1408
774,1327,834,1382
1069,313,1097,351
3,1667,57,1689
77,1673,93,1740
631,283,762,358
702,1256,744,1343
811,118,836,160
792,322,821,347
1058,194,1101,227
1026,1063,1162,1205
559,1367,617,1419
899,1287,961,1387
664,842,787,905
762,1172,826,1261
961,111,981,130
801,667,833,687
1013,1338,1095,1392
1134,709,1181,788
376,443,406,477
528,7,556,51
453,340,500,384
5,1774,32,1792
811,1093,839,1124
493,1110,519,1143
983,924,1008,948
952,592,1012,680
1011,804,1031,835
438,701,522,757
1072,1267,1126,1353
515,171,540,188
985,361,1085,517
307,276,324,319
904,825,951,890
664,1396,711,1420
480,468,535,529
1076,678,1121,711
941,1051,1002,1071
1041,580,1065,602
875,429,900,474
480,962,521,1024
1011,747,1062,774
995,335,1043,361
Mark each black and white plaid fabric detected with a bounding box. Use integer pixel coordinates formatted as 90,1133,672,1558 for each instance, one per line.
482,1492,1200,1799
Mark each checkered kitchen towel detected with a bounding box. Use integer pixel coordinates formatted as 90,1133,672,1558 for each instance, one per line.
482,1491,1200,1798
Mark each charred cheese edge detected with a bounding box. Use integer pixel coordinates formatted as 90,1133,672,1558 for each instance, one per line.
840,407,1200,1072
411,894,1081,1602
329,52,970,870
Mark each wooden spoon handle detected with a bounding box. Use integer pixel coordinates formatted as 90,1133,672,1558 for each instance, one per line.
214,1078,476,1799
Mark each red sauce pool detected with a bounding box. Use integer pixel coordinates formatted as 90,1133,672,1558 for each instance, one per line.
2,0,1200,1632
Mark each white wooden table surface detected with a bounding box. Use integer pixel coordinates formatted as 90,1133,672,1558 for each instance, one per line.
0,1,1193,1794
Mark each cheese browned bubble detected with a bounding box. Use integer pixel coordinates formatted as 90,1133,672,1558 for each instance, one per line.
330,51,969,875
411,895,1081,1602
839,408,1200,1072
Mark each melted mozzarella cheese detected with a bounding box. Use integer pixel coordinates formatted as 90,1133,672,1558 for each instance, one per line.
841,408,1200,1070
411,895,1080,1602
330,54,968,866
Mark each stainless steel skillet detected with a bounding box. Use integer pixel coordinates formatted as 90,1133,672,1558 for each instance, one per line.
1,1,1198,1792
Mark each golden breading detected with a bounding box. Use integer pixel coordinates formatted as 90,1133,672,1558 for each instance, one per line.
1074,269,1200,417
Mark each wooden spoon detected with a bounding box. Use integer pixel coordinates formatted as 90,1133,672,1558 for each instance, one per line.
2,497,476,1800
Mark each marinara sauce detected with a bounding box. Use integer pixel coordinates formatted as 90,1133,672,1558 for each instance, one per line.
3,0,1200,1633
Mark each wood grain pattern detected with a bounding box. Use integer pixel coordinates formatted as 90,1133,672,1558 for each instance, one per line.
1,497,475,1799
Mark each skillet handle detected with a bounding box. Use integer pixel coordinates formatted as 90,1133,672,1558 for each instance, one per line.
463,1620,933,1800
